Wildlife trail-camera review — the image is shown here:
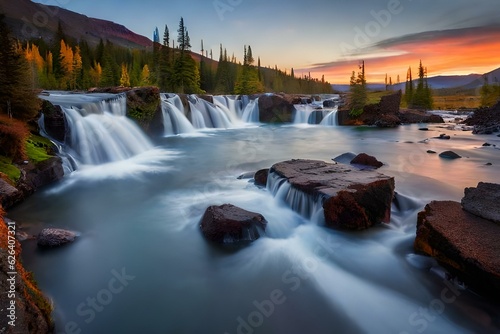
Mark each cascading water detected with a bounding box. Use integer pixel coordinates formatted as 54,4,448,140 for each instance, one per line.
241,97,260,123
39,93,153,167
319,106,338,126
267,171,325,223
161,94,195,136
293,104,316,124
188,95,232,129
212,95,242,124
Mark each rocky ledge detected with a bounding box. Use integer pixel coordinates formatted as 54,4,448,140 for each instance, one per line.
415,182,500,298
464,100,500,134
270,159,394,230
0,157,64,209
338,91,444,127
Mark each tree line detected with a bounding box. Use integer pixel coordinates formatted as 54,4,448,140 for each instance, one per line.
3,15,332,96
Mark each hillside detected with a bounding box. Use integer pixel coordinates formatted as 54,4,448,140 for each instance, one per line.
0,0,152,49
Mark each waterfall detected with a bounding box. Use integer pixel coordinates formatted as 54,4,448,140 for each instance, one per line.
241,98,260,123
39,93,152,167
293,104,316,124
319,107,338,126
188,95,232,129
266,172,325,223
212,95,242,124
161,94,195,136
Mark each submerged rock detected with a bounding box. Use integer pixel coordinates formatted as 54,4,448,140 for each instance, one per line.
37,228,77,248
200,204,267,245
270,159,394,230
461,182,500,224
350,153,383,169
254,168,269,187
415,200,500,298
439,151,461,159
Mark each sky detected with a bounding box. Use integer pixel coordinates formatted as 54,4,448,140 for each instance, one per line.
31,0,500,84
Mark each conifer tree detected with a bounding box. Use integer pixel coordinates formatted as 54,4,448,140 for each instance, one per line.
0,15,40,120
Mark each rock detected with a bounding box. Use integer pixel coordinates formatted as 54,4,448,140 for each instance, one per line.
254,169,269,187
461,182,500,224
419,127,429,131
415,200,500,298
237,171,255,180
464,100,500,134
427,150,436,154
270,159,394,230
437,133,451,140
37,228,77,248
439,151,461,159
258,94,295,123
374,114,400,128
199,204,267,244
350,153,383,169
332,152,357,164
485,163,493,166
41,100,66,142
323,100,336,108
379,91,402,114
398,110,445,124
482,143,492,147
0,178,22,209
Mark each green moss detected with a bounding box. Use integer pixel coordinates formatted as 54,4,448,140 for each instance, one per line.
26,135,53,164
0,156,21,182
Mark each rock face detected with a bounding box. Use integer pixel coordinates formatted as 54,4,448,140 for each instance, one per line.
270,159,395,230
415,200,500,297
258,94,295,123
41,100,66,142
0,210,53,333
350,153,383,169
37,228,77,248
200,204,267,244
0,157,64,209
461,182,500,224
254,169,269,187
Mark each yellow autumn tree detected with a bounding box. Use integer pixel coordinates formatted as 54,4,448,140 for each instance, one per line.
120,63,130,87
140,64,151,86
89,62,102,87
59,39,73,89
70,45,82,90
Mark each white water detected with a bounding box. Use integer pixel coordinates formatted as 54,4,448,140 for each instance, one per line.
40,93,153,167
11,93,500,334
319,107,339,126
161,94,196,136
188,95,232,129
241,97,260,123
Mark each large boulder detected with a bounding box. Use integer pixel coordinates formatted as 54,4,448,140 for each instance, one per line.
461,182,500,224
270,159,394,230
254,168,269,187
415,200,500,297
41,100,66,142
258,94,295,123
464,100,500,134
200,204,267,245
37,228,77,248
350,153,383,169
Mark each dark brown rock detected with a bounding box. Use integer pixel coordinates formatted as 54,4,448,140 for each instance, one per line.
270,159,394,230
0,178,22,209
415,201,500,298
439,151,461,159
258,94,295,123
200,204,267,244
41,100,66,142
350,153,383,169
37,228,77,248
254,169,269,187
461,182,500,224
464,100,500,134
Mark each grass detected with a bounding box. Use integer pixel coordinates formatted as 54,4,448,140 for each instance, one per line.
0,156,21,182
26,135,53,164
367,90,393,104
432,95,481,110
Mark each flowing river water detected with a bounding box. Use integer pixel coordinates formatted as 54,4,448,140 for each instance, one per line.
7,93,500,334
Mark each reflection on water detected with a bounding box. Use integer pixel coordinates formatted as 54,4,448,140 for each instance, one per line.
9,124,500,334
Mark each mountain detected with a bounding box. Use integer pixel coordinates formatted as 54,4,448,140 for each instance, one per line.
333,67,500,92
0,0,152,49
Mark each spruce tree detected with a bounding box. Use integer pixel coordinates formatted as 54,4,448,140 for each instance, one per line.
0,14,40,120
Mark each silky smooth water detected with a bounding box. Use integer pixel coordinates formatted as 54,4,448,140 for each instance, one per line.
8,123,500,334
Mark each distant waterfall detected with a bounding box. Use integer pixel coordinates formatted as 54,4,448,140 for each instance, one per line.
293,95,339,125
39,93,152,167
161,94,195,136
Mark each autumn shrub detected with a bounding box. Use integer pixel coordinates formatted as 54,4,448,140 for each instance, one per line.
0,114,30,161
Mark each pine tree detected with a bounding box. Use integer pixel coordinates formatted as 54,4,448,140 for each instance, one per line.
0,15,40,120
348,60,367,116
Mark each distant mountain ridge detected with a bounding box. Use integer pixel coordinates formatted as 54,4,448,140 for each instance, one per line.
0,0,152,49
333,66,500,92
